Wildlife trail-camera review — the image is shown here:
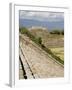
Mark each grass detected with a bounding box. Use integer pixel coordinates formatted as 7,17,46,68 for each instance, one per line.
49,47,64,61
40,45,64,64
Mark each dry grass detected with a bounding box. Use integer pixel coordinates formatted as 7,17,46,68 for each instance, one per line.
49,47,64,61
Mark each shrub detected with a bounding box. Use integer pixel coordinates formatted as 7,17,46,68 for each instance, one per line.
37,37,42,44
50,30,60,34
41,44,45,48
19,27,28,34
61,30,64,35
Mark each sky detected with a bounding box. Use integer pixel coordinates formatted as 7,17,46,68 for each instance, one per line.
19,10,64,30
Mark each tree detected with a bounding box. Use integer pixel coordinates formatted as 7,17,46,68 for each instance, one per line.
50,30,60,35
61,30,64,35
38,37,42,44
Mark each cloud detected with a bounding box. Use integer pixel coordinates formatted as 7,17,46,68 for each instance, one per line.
19,11,64,22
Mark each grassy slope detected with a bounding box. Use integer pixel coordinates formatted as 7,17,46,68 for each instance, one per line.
19,27,64,64
49,47,64,61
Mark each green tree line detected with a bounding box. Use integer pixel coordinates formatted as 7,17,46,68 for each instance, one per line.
50,29,64,35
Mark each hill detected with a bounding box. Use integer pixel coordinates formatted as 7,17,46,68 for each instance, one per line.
19,19,64,30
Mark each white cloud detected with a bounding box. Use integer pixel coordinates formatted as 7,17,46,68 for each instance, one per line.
19,11,64,22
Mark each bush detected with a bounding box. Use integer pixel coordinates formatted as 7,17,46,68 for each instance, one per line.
61,30,64,35
41,44,45,48
20,27,35,38
50,30,60,34
19,27,28,34
37,37,42,44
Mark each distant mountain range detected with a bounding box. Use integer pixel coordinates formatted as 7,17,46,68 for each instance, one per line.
19,19,64,30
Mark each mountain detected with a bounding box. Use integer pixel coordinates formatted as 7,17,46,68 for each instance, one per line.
19,19,64,30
